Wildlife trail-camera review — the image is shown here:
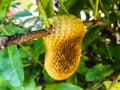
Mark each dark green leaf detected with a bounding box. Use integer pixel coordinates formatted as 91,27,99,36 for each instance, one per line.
85,64,113,81
108,12,120,23
82,26,101,51
44,83,83,90
31,38,45,60
69,0,90,17
66,73,77,84
109,42,120,60
93,41,109,57
77,60,88,74
58,0,79,14
11,10,32,20
42,69,55,82
0,45,24,87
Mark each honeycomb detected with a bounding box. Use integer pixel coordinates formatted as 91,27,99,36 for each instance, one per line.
43,14,85,80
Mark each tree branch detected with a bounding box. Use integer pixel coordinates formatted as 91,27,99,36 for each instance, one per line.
83,21,113,31
0,28,51,49
0,21,112,49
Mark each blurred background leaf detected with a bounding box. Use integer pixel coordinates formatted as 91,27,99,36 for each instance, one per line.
44,83,83,90
0,0,11,20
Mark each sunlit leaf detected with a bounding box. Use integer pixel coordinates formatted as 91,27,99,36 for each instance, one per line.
41,0,50,9
46,0,55,17
104,80,120,90
44,83,83,90
85,64,114,81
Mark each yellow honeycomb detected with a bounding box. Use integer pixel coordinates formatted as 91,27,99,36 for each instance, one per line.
43,14,85,80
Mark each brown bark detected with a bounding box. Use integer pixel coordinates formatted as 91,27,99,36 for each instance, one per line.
0,28,51,49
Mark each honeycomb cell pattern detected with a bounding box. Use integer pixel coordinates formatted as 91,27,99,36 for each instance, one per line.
43,14,85,80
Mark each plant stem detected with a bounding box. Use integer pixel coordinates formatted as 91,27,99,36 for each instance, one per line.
0,25,10,35
36,0,50,28
94,0,100,20
88,0,95,10
58,0,69,14
108,74,119,90
105,43,113,61
19,44,43,67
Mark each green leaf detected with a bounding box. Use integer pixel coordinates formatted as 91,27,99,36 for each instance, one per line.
104,80,120,90
0,77,11,90
109,42,120,60
58,0,79,14
36,86,42,90
94,41,109,57
45,0,55,17
41,0,50,9
42,69,55,82
85,64,114,81
66,73,77,84
69,0,90,17
82,26,101,51
42,0,55,17
101,0,111,11
0,45,24,87
22,76,36,90
44,83,83,90
31,38,46,60
77,60,88,74
109,42,120,71
0,0,11,19
2,23,27,35
11,10,32,20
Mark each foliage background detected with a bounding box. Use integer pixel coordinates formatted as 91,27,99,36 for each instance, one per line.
0,0,120,90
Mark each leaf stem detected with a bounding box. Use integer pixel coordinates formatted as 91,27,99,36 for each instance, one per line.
36,0,50,28
88,0,95,10
58,0,69,14
0,25,10,35
94,0,100,20
19,44,43,67
108,74,119,90
105,43,112,61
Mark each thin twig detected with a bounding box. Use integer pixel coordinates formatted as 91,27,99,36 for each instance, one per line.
83,21,113,31
107,74,119,90
0,28,51,49
94,83,103,90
